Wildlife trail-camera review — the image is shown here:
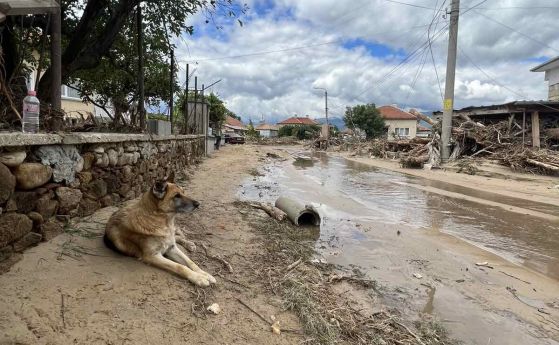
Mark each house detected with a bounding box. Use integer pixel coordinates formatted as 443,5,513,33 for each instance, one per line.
416,125,432,138
256,123,279,138
222,115,246,134
277,116,318,127
531,56,559,101
378,105,418,140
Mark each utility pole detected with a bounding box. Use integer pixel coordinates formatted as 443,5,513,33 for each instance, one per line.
441,0,460,162
137,4,145,130
314,87,329,140
184,63,189,134
194,76,198,134
169,49,174,133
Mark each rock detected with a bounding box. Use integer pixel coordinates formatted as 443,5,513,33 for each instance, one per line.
12,191,38,214
123,190,135,200
93,146,105,153
14,163,53,190
0,246,13,262
118,183,132,197
82,152,95,170
35,195,59,219
111,193,121,205
0,150,26,167
117,145,124,155
0,163,16,203
27,212,44,226
117,153,135,166
207,303,221,315
56,187,83,214
78,198,100,216
34,145,83,184
121,165,134,182
100,195,114,207
124,144,138,152
104,175,119,194
13,232,42,252
88,179,108,198
107,149,118,166
0,213,33,247
40,220,64,241
5,198,17,212
78,171,93,184
95,153,109,167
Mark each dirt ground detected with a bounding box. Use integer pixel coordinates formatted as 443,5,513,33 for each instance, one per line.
0,145,305,345
1,145,558,345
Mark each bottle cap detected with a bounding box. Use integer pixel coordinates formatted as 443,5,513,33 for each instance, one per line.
27,90,36,96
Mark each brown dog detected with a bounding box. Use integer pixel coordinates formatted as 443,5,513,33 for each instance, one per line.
104,174,216,287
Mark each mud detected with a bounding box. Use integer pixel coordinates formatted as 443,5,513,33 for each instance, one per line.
240,148,559,345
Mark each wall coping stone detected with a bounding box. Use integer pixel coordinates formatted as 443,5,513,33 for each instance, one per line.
0,132,204,147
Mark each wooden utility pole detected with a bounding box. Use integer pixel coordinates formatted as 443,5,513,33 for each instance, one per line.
441,0,460,162
194,76,198,134
532,111,540,148
137,4,145,130
50,1,61,109
169,49,174,133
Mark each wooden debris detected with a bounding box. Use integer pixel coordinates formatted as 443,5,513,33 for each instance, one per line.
249,202,287,222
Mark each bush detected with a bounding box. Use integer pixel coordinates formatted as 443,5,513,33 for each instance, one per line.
278,125,320,140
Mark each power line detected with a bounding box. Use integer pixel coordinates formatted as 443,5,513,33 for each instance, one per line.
458,47,559,113
473,10,559,54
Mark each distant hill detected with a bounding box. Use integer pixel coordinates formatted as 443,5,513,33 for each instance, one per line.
314,117,346,130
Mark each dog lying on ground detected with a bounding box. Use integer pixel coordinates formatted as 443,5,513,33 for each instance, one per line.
104,173,216,287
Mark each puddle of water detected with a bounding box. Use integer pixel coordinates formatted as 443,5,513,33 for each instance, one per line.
239,152,559,281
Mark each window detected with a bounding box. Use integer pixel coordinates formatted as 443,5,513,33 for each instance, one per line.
62,84,81,99
395,128,410,137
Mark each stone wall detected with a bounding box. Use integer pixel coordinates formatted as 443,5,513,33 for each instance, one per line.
0,133,205,267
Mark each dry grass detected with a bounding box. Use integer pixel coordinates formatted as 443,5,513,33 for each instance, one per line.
236,201,459,345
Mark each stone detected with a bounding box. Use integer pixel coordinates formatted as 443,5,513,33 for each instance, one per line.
0,150,26,167
133,152,140,164
78,171,93,184
35,195,59,219
0,246,12,262
27,212,44,226
56,187,83,214
124,144,138,152
118,183,132,197
123,190,136,200
0,162,16,204
93,146,105,153
88,179,108,198
78,198,100,216
117,145,124,155
40,220,64,241
111,193,121,205
82,152,95,170
5,198,17,212
100,195,114,207
34,145,83,184
68,178,81,189
121,165,134,182
107,149,118,166
104,175,119,194
12,191,38,214
95,153,109,167
13,232,42,252
117,153,135,166
14,163,53,190
0,213,33,247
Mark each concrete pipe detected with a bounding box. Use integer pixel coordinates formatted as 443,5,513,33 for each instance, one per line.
275,196,321,226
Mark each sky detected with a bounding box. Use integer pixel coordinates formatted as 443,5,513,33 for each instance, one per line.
172,0,559,123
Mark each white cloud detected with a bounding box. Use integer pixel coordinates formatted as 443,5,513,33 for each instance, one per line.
174,0,557,122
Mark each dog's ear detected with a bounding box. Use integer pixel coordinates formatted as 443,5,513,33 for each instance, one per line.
165,171,175,183
152,180,168,199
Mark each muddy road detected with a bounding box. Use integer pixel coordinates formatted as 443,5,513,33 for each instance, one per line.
240,148,559,345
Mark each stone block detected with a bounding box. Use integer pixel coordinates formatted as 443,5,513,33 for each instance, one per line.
13,232,42,252
56,187,83,214
14,163,53,190
0,213,33,247
0,163,16,204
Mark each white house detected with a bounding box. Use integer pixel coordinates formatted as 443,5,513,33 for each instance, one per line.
378,105,418,140
531,56,559,101
255,123,279,138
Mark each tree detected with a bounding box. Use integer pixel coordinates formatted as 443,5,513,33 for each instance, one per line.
344,103,386,139
1,0,246,125
246,119,259,138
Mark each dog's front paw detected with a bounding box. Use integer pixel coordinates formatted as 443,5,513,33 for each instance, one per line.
190,273,211,287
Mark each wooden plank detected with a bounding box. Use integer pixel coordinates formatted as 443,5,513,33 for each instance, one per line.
531,111,540,148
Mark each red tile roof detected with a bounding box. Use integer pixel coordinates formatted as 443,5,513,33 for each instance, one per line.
255,123,279,131
277,117,318,125
417,125,431,131
225,115,244,128
378,105,418,120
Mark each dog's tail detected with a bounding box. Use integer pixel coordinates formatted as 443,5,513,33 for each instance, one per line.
103,233,121,254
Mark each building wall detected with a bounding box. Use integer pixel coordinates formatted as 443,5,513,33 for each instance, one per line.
0,133,205,269
258,129,278,138
62,99,95,119
549,83,559,101
384,119,418,140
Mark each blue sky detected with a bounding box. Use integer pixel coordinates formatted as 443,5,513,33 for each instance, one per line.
172,0,559,123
